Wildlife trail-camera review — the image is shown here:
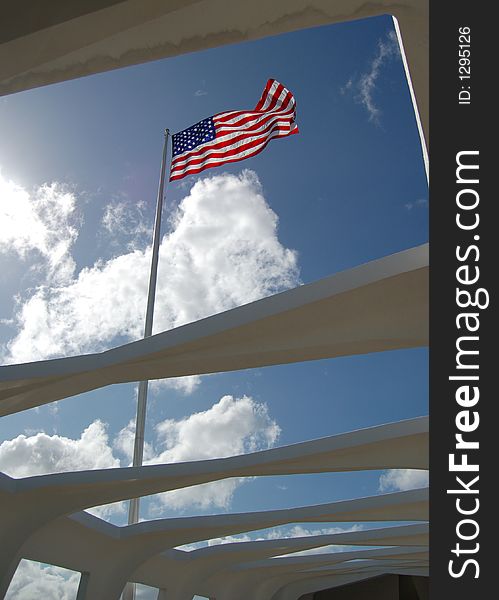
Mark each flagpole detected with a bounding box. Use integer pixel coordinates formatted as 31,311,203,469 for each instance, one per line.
123,128,170,600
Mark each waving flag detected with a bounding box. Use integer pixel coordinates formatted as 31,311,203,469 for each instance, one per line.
170,79,298,181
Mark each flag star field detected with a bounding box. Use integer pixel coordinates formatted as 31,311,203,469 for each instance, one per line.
172,118,216,156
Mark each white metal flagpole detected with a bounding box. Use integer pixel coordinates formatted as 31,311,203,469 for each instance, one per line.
122,128,170,600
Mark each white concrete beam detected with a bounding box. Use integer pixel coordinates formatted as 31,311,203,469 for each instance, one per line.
134,523,429,596
271,564,429,600
0,1,428,149
0,244,428,416
0,416,427,594
202,547,428,600
5,488,428,600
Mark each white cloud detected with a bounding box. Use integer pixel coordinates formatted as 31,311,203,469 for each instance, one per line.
113,419,154,464
0,395,280,515
178,524,363,554
378,469,429,492
205,533,253,546
101,198,151,250
277,524,363,540
4,170,300,368
0,173,79,284
342,30,400,123
207,525,361,546
7,561,161,600
153,395,280,462
0,421,125,518
0,420,119,477
149,375,202,395
6,560,80,600
271,525,364,556
145,395,281,512
5,247,151,362
156,170,299,330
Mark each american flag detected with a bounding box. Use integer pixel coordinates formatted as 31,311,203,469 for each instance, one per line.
170,79,298,181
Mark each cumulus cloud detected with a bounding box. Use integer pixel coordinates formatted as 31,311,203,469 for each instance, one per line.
6,560,80,600
152,395,280,462
155,170,299,330
143,395,281,512
0,420,119,477
341,30,400,123
149,375,202,395
0,395,280,515
113,418,155,464
378,469,429,492
0,172,79,284
0,421,125,518
4,170,300,367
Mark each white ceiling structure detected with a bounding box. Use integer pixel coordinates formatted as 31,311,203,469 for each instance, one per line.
0,244,428,417
0,0,428,164
0,2,428,599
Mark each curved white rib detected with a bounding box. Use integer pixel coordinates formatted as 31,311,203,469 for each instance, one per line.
10,488,428,600
271,563,429,600
204,547,428,600
0,416,428,591
0,0,428,155
0,244,428,416
133,523,428,598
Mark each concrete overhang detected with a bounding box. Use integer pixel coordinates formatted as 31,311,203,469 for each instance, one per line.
0,0,428,156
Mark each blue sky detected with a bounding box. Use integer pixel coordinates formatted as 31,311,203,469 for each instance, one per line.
0,14,428,598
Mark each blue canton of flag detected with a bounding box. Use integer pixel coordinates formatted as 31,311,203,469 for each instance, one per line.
172,118,216,158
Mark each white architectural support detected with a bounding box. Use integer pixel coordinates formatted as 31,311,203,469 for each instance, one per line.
0,244,428,416
237,567,432,600
135,523,429,598
1,3,429,599
76,572,90,600
0,416,427,593
5,488,428,600
199,547,428,600
199,560,429,600
271,564,430,600
265,561,428,600
272,572,389,600
235,546,429,572
0,1,428,154
304,559,429,577
256,563,430,600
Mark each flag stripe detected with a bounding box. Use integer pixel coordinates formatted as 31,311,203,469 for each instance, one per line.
170,126,298,181
171,114,296,170
214,94,294,130
213,104,295,136
170,79,298,181
170,122,297,176
254,79,280,111
171,117,296,172
171,111,297,172
214,88,293,126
